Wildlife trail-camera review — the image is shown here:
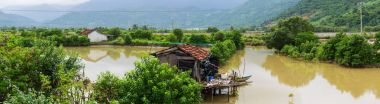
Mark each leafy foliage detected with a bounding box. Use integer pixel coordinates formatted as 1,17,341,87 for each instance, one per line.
335,35,375,67
173,29,184,42
211,31,226,42
129,29,152,40
92,57,202,104
267,16,314,50
207,27,219,33
320,33,347,60
93,72,121,103
124,34,133,45
278,0,380,31
188,34,208,44
211,40,237,65
294,32,319,46
3,90,55,104
0,40,83,102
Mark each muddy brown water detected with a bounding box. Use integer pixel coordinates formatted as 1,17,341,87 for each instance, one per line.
65,46,380,104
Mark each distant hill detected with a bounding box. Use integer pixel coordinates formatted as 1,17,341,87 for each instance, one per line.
275,0,380,31
47,0,298,28
0,11,35,26
3,5,72,22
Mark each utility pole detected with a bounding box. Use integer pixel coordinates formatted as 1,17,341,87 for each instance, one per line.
360,2,363,34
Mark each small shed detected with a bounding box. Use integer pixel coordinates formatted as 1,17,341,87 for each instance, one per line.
151,44,218,82
81,29,110,42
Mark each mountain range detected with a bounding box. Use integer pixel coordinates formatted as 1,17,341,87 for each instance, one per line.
276,0,380,31
3,0,377,30
0,11,35,26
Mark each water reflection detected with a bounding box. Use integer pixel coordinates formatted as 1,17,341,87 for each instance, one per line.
262,55,317,88
65,46,164,81
65,46,380,104
212,47,380,104
262,54,380,99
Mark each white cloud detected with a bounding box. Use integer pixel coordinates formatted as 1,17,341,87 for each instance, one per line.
0,0,90,8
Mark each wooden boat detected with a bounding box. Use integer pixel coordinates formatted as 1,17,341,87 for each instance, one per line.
233,75,252,82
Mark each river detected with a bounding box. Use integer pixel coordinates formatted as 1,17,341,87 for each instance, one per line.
65,46,380,104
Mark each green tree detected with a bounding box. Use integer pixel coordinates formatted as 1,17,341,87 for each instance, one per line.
109,27,122,38
335,35,375,67
211,40,237,65
189,34,208,44
207,27,219,33
211,31,225,42
373,32,380,49
166,34,177,42
277,16,314,36
0,40,83,102
267,16,314,50
118,57,202,104
124,34,132,45
173,29,184,42
320,33,346,60
226,30,244,49
267,28,293,50
93,72,121,103
129,30,152,39
294,32,319,46
3,90,55,104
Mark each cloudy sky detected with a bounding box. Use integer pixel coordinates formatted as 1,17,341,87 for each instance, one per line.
0,0,89,8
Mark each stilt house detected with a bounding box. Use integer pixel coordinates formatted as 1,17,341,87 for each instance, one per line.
151,44,218,82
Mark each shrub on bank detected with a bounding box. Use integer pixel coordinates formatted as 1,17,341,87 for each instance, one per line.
124,34,132,45
319,33,346,61
211,40,237,65
129,29,152,40
335,35,375,67
188,34,209,44
132,39,149,45
92,57,202,104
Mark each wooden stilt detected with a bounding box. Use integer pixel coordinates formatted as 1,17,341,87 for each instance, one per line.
211,88,214,102
227,86,230,102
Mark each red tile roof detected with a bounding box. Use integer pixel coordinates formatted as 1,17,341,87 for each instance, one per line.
177,44,209,61
80,29,95,35
152,44,210,61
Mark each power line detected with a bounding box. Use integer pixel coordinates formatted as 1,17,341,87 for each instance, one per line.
0,9,228,13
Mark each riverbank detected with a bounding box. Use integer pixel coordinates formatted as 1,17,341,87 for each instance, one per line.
64,46,380,104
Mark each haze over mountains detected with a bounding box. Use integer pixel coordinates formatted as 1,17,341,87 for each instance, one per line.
0,0,300,28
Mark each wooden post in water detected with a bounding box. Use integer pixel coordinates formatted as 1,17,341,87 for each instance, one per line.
211,88,214,102
228,86,230,102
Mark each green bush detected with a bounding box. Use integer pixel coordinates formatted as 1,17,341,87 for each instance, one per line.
3,90,55,104
129,29,152,39
132,39,150,45
281,45,300,58
211,31,225,42
189,34,208,44
294,32,319,46
166,34,177,42
93,72,121,103
251,37,265,46
226,30,244,49
124,34,132,45
0,40,82,102
267,16,314,50
207,27,219,33
117,57,202,104
173,29,183,42
335,35,375,67
211,40,237,65
111,37,124,45
373,32,380,49
320,33,346,60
